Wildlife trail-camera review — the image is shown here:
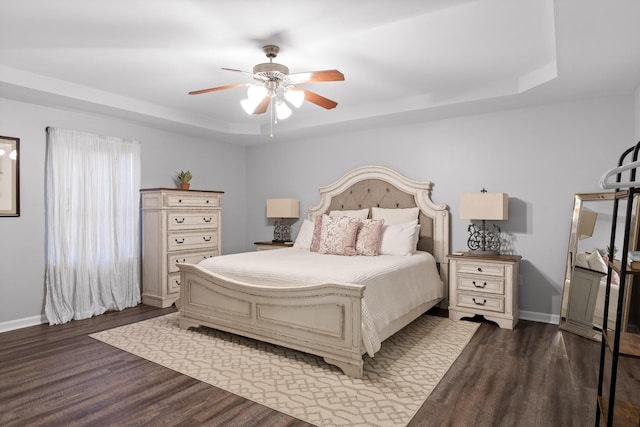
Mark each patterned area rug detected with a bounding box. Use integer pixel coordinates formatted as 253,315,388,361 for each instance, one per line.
90,313,479,427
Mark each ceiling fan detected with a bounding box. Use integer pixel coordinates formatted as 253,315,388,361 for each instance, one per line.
188,45,345,121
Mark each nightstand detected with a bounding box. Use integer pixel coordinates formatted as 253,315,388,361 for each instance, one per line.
254,241,292,251
447,253,521,329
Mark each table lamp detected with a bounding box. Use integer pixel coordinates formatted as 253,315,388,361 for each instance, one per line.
266,198,299,243
460,189,508,255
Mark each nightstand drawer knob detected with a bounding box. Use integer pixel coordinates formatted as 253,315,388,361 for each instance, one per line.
174,238,185,244
477,267,483,272
203,236,212,242
203,217,212,223
472,281,487,288
472,298,487,306
174,218,185,223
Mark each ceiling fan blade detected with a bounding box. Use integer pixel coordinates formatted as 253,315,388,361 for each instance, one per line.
221,67,254,75
252,95,271,114
188,83,248,95
287,69,345,84
300,89,338,109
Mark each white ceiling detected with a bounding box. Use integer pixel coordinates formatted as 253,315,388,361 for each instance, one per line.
1,0,639,145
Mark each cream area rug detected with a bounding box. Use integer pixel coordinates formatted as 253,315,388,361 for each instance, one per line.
90,312,479,427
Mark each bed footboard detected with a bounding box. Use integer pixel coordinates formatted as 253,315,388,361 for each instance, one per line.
177,263,366,378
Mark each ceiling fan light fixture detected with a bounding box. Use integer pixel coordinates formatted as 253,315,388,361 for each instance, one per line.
247,84,268,101
284,88,304,108
275,99,292,120
241,97,262,115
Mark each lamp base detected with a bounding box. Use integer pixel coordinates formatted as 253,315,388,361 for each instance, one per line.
466,221,501,254
273,218,292,242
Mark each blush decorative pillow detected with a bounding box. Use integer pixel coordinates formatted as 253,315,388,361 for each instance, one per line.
310,215,323,252
356,219,385,256
379,219,420,256
371,207,420,226
293,219,315,250
318,215,362,256
329,208,369,220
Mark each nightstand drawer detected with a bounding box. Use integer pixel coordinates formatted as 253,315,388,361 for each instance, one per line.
457,261,505,277
167,211,219,230
457,276,504,294
168,250,218,273
457,292,504,313
168,231,218,251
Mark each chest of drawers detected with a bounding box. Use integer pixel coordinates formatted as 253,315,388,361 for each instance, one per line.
447,253,521,329
140,188,223,307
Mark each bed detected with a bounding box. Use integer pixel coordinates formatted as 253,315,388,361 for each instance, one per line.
177,165,450,378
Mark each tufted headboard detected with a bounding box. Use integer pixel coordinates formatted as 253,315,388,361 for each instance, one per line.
308,166,450,290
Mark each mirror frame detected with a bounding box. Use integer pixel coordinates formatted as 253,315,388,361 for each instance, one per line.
560,191,639,340
0,135,20,217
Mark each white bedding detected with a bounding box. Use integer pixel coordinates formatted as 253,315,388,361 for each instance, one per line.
198,247,443,356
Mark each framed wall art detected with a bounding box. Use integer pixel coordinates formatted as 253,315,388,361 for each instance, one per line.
0,136,20,216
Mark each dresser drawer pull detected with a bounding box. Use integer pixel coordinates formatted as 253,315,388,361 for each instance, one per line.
174,238,185,244
206,200,210,204
477,267,483,272
203,255,212,260
175,258,186,264
473,281,487,288
174,279,180,287
203,217,212,223
174,218,185,223
472,298,487,306
203,236,212,242
178,199,182,203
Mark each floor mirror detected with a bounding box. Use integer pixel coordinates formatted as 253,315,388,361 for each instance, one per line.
560,192,640,340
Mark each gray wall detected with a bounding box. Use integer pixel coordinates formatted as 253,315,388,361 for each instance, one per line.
0,93,637,327
246,95,635,321
0,98,247,325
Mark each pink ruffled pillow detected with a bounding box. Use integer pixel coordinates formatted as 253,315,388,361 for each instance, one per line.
356,219,385,256
318,215,362,256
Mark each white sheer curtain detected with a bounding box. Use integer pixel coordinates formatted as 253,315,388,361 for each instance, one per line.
45,127,141,325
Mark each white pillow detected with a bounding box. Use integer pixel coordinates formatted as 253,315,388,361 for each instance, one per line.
379,219,420,256
371,207,420,226
293,219,314,250
587,250,607,273
575,252,589,268
329,208,369,220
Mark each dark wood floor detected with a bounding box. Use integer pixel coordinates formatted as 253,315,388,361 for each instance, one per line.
1,305,638,427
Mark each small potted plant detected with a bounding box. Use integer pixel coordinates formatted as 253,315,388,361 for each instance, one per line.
177,170,192,190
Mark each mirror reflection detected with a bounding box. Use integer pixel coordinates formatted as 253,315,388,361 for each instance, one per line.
560,192,640,340
0,135,19,216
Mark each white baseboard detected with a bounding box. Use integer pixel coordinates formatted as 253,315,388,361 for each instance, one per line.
0,314,47,333
520,310,559,325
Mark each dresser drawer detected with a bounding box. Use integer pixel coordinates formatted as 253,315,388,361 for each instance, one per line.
457,276,504,295
167,272,181,294
168,230,218,251
165,193,220,208
457,292,504,313
456,261,505,277
167,211,219,230
168,250,218,273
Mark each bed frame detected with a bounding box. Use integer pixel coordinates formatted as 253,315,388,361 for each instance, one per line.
177,165,450,378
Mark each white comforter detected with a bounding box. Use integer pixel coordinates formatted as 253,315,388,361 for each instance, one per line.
198,248,443,356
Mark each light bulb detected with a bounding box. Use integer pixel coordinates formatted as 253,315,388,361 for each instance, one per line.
275,100,292,120
247,85,268,101
284,88,304,108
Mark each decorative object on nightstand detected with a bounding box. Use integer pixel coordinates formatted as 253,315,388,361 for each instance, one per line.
459,189,508,255
447,253,521,329
177,170,192,190
266,198,299,243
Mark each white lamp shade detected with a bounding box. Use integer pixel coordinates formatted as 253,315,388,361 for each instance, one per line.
460,193,509,220
266,198,299,218
275,100,292,120
578,210,597,240
284,88,305,108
